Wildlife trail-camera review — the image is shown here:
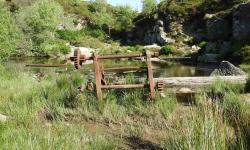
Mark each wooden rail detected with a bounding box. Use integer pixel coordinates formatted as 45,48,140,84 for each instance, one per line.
26,64,67,67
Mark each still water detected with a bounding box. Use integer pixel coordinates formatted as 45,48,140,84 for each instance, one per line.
2,58,214,77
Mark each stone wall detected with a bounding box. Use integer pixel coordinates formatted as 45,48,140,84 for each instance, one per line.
233,2,250,40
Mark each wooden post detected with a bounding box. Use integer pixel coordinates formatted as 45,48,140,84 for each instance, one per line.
146,51,155,99
93,53,103,100
74,48,81,69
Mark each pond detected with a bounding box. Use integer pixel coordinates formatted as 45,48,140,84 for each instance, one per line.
2,58,214,78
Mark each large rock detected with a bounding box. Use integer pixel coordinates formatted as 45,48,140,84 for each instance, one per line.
65,46,94,64
206,14,231,41
143,44,161,49
211,61,246,76
66,46,94,59
233,2,250,40
144,20,175,45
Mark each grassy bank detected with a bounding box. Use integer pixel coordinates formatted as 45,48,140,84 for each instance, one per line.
0,65,250,149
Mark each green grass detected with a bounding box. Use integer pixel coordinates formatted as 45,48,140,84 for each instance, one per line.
0,65,177,149
163,81,250,150
163,102,233,150
1,63,250,149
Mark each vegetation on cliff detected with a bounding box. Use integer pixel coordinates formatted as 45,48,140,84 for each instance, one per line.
0,0,137,60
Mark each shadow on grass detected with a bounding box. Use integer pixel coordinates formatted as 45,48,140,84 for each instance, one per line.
125,136,164,150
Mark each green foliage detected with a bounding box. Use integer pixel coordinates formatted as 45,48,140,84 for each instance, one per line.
112,5,137,30
229,41,250,63
15,0,67,56
16,0,63,33
160,45,178,55
223,92,249,125
44,73,84,109
239,45,250,63
164,102,232,150
205,81,250,149
56,27,107,44
158,0,246,15
37,39,70,56
206,80,244,102
0,4,21,60
83,27,106,40
59,0,137,32
142,0,157,14
1,61,250,149
159,0,202,15
56,29,85,42
198,41,207,50
245,76,250,93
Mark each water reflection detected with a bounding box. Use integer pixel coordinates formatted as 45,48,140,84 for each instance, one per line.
2,58,214,77
153,62,214,77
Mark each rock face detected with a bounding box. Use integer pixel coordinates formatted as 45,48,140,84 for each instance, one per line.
126,1,250,55
202,2,250,57
211,61,246,76
206,15,231,41
144,20,175,45
198,53,219,63
233,2,250,40
205,2,250,42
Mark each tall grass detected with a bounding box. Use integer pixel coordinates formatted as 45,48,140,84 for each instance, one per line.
163,101,234,150
163,81,250,150
2,64,249,149
0,65,178,149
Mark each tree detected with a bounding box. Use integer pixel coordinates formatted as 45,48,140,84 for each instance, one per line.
15,0,69,56
0,2,21,60
113,5,136,30
142,0,157,14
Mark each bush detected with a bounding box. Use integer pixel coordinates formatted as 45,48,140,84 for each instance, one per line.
198,41,207,50
35,39,70,56
56,29,85,42
0,3,21,60
240,45,250,63
160,45,177,55
142,0,157,14
15,0,66,56
245,76,250,93
83,27,107,40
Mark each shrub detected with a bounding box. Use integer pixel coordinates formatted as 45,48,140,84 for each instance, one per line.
37,39,70,56
240,45,250,63
245,76,250,93
15,0,65,56
198,41,207,50
160,45,177,55
142,0,157,14
83,27,106,41
0,3,21,60
113,5,136,31
56,29,85,42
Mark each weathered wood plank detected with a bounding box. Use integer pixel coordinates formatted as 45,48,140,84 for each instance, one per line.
154,76,247,88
